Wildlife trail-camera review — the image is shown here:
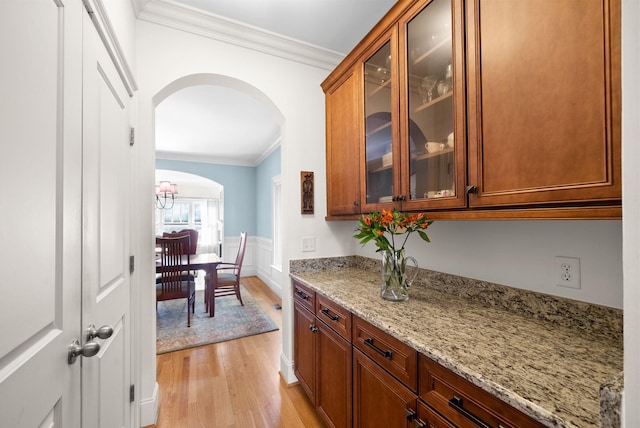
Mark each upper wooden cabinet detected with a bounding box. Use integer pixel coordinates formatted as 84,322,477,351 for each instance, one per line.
325,67,362,216
321,0,621,220
466,0,621,209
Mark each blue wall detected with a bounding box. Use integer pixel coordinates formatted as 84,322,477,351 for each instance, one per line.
157,150,280,239
256,147,280,239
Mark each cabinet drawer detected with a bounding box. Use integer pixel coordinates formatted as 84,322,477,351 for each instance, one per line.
419,355,545,428
352,316,417,392
316,294,351,341
416,401,455,428
293,280,315,313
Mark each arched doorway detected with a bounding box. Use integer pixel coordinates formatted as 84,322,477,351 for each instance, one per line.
152,73,285,290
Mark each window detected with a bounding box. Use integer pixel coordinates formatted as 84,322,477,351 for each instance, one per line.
156,199,217,252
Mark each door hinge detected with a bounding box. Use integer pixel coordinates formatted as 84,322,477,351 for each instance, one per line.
82,0,94,16
129,255,135,274
129,127,135,146
129,384,135,402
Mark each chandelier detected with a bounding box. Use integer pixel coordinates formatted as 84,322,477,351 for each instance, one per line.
155,181,178,210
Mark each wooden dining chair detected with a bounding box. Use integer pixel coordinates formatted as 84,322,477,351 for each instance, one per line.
164,229,198,255
156,235,196,327
158,229,199,283
205,231,247,316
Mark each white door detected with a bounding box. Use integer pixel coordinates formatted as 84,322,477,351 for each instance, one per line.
81,6,132,428
0,0,83,427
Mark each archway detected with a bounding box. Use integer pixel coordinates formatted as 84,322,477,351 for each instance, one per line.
152,73,285,286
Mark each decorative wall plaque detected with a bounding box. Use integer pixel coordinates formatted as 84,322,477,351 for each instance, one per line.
301,171,314,214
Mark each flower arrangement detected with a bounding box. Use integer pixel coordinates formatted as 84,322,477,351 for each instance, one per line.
354,208,433,253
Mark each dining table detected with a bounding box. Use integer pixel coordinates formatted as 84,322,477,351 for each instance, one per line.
156,252,222,317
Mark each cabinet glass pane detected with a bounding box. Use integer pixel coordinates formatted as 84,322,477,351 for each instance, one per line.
364,41,393,205
407,0,455,201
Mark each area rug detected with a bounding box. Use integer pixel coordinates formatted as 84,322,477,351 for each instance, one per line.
156,286,278,354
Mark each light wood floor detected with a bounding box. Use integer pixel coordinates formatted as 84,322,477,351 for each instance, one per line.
146,276,326,428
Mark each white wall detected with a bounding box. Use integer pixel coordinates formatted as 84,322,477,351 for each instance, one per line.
356,220,623,308
135,19,344,425
622,0,639,424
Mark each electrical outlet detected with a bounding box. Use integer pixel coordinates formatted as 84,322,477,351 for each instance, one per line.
555,256,581,289
302,236,316,252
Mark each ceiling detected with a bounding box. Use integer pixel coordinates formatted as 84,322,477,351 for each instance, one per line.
150,0,397,166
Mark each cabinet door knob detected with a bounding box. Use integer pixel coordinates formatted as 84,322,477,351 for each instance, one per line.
354,200,360,206
466,185,478,194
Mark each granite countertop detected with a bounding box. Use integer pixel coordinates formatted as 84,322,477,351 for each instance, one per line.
290,260,623,428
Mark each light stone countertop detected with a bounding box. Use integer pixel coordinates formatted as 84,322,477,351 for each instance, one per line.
290,263,623,428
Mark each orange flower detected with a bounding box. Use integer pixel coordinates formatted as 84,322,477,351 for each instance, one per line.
354,208,433,252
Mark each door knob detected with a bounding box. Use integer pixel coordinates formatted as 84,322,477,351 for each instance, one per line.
86,324,113,341
68,339,100,364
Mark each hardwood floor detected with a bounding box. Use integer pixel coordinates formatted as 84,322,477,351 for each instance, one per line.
147,276,326,428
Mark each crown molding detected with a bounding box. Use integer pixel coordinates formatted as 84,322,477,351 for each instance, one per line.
254,138,281,165
156,150,259,167
137,0,344,71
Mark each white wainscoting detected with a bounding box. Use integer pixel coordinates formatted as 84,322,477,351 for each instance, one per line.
254,236,282,297
222,235,282,297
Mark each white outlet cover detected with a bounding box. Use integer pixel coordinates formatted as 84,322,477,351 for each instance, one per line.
555,256,581,289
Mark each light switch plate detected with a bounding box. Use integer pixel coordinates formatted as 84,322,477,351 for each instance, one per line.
302,236,316,252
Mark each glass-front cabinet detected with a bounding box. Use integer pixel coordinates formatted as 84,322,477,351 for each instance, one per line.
363,32,397,208
361,0,466,212
325,0,620,219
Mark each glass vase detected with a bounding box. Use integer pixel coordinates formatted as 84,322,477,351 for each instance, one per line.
381,249,418,302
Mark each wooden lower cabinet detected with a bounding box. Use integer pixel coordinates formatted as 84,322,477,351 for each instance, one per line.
316,320,352,428
293,301,316,401
293,284,352,428
294,282,547,427
353,348,418,428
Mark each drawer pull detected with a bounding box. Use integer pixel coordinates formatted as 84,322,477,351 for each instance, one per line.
414,419,426,428
364,337,393,359
321,308,339,321
448,396,491,428
405,409,416,421
295,290,310,301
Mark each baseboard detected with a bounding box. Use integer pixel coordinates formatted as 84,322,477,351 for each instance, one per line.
279,352,298,385
139,382,159,427
257,270,282,297
279,371,300,388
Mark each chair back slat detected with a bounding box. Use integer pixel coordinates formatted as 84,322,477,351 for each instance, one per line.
156,235,192,295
